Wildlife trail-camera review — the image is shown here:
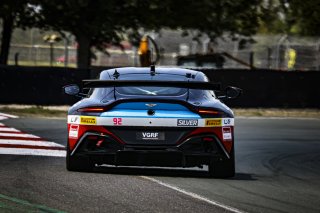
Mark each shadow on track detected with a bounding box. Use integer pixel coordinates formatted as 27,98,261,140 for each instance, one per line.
91,165,257,181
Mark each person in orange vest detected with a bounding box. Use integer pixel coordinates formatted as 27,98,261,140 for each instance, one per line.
138,36,152,67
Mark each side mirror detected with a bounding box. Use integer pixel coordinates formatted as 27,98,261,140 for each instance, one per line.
63,84,80,96
225,86,242,99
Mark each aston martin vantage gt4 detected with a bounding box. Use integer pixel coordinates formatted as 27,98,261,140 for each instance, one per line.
64,66,241,178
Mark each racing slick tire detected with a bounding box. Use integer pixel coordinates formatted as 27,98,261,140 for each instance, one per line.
208,147,235,178
66,143,94,172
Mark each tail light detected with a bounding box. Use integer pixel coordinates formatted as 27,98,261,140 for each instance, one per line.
77,107,106,113
197,108,223,118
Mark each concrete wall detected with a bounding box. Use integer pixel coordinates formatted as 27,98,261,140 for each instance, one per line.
0,65,319,108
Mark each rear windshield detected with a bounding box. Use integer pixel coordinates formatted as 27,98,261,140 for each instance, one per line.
116,86,185,96
90,73,192,99
115,74,187,96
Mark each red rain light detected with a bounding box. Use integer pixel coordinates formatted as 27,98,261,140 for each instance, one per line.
203,137,214,142
87,135,99,140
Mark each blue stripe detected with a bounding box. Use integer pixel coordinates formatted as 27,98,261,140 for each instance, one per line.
101,110,200,118
113,102,189,110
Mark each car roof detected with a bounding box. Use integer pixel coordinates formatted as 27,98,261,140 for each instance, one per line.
99,67,202,80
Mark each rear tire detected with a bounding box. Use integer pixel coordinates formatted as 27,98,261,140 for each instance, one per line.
66,143,94,172
208,147,235,178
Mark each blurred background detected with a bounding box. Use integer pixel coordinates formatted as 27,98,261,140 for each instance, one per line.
1,0,320,107
1,0,320,70
6,29,320,70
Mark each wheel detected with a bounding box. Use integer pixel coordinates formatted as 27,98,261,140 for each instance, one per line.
66,143,94,172
208,146,235,178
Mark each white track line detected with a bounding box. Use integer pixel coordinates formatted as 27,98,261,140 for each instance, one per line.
0,113,19,118
0,148,66,157
0,116,8,121
0,133,40,138
0,127,20,132
0,139,64,147
141,176,245,213
0,123,4,126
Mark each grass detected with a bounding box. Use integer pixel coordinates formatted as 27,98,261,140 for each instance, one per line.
0,105,319,119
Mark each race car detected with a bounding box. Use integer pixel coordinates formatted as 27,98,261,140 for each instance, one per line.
63,66,241,177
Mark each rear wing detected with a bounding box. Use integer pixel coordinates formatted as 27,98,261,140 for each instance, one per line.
83,80,221,91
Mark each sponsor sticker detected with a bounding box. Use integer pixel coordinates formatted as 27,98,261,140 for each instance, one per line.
222,127,232,140
223,118,232,125
70,116,79,123
205,119,222,127
68,116,80,124
136,132,165,140
80,116,97,125
177,119,198,127
69,124,79,138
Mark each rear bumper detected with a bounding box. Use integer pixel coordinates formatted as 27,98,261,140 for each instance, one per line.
71,130,232,167
78,150,224,167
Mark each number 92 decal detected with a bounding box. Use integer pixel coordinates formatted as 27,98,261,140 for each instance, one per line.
113,118,122,125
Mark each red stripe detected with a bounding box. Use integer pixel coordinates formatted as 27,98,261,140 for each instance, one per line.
0,144,65,150
0,136,44,141
0,126,9,128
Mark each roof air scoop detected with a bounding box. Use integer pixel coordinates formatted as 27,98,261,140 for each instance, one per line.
185,73,195,79
113,69,120,79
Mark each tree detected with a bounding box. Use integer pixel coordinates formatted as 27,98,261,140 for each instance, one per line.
256,0,287,34
281,0,320,35
30,0,141,68
130,0,261,44
0,0,33,64
29,0,261,69
257,0,320,35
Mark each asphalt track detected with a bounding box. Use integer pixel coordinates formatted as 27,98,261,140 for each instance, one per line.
0,116,320,213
